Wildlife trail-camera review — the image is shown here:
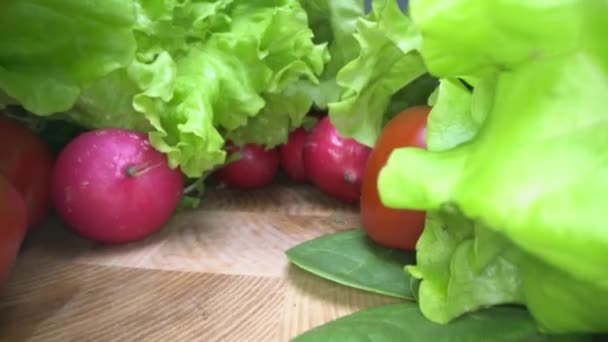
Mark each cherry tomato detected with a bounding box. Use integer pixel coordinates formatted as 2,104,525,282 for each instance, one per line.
0,116,54,230
0,174,28,295
360,105,430,250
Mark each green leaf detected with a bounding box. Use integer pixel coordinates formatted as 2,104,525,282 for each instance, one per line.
137,0,328,177
292,303,589,342
298,0,366,109
409,0,583,77
406,213,525,324
286,229,416,299
2,0,327,178
226,87,313,147
425,78,477,151
377,0,608,334
327,0,432,146
384,73,438,123
521,255,608,334
0,0,137,115
60,67,154,132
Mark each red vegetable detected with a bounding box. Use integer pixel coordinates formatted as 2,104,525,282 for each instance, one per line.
0,116,54,230
279,127,309,182
361,105,429,250
303,116,372,203
51,128,185,244
0,174,28,295
217,142,279,189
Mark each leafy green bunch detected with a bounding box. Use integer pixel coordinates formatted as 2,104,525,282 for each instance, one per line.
0,0,328,178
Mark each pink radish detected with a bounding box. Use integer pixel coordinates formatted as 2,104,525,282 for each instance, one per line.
51,128,185,244
217,142,279,189
303,117,372,203
279,127,309,182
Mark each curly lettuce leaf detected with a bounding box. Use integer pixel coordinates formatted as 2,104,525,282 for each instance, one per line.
226,87,314,147
404,77,526,324
408,211,525,324
297,0,365,108
378,0,608,334
0,0,137,115
31,0,327,178
326,0,436,146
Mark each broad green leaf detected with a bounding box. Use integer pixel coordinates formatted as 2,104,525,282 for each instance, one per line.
293,303,589,342
0,0,136,115
286,229,416,299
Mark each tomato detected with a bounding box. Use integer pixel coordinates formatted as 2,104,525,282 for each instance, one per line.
360,105,430,250
0,174,27,295
0,116,54,230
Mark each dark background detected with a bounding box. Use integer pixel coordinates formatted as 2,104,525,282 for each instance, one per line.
364,0,409,14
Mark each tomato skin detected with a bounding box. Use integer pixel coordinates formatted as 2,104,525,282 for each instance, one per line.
0,174,28,295
0,116,54,230
360,105,430,250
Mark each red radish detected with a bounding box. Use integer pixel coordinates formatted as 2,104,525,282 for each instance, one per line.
303,117,372,203
279,127,309,182
51,128,185,244
0,174,28,295
217,142,279,189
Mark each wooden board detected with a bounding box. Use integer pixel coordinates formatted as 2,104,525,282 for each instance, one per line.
0,183,400,341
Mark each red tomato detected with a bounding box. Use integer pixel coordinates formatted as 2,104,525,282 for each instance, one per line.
0,174,28,295
0,116,54,230
360,105,430,250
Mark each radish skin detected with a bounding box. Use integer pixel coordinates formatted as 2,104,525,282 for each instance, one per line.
303,117,372,203
51,128,184,244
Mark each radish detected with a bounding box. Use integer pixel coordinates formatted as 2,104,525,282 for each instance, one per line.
303,116,372,203
51,128,185,244
279,127,309,182
0,174,28,295
217,142,279,189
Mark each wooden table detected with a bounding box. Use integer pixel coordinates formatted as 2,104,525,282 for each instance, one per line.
0,182,399,341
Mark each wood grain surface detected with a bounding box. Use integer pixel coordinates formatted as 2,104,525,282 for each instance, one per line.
0,182,400,341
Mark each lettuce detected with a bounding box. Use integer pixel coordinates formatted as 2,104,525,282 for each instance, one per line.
328,0,437,146
297,0,366,109
378,0,608,334
0,0,136,114
1,0,328,178
301,0,437,147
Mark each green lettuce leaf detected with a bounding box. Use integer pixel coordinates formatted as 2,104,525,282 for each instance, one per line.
142,0,327,176
407,211,526,324
404,77,526,324
4,0,328,178
326,0,436,146
522,255,608,333
297,0,366,108
0,0,137,115
378,0,608,334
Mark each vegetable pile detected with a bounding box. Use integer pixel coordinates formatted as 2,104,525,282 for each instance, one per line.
1,0,607,340
0,0,328,179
